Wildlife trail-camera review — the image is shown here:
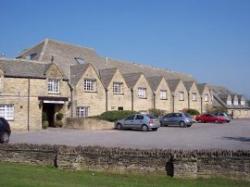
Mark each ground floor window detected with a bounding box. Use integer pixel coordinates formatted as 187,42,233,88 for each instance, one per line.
0,104,14,120
76,106,89,118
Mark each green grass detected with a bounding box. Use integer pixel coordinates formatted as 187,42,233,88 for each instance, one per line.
0,162,249,187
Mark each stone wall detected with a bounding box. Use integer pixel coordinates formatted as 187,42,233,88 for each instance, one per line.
64,118,114,130
0,144,249,180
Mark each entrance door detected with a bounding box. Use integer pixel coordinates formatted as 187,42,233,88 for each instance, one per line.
43,104,55,127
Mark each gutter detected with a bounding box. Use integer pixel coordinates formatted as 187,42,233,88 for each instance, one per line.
105,88,108,111
27,78,30,131
131,88,134,111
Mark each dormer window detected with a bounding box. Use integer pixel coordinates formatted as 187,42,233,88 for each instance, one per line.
160,90,167,100
113,82,123,95
75,57,85,64
138,87,146,98
26,53,37,60
179,91,184,101
241,100,245,106
84,79,96,92
204,94,209,102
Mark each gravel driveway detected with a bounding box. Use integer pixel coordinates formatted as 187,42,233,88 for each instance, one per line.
10,119,250,150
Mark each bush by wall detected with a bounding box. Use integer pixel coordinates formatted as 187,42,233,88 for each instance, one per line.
148,108,166,117
183,108,200,115
100,110,137,122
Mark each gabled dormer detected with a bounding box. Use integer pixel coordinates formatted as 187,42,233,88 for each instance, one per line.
233,95,239,106
226,95,232,106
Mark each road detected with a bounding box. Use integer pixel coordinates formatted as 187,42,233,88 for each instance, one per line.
10,119,250,150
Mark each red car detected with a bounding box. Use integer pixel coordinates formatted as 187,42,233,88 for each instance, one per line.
195,113,227,123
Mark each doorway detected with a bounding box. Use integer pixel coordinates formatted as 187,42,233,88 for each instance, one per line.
43,103,56,127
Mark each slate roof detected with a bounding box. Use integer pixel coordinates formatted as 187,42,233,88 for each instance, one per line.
197,83,208,95
167,79,181,92
99,68,117,88
70,63,90,86
147,76,164,91
17,39,196,84
183,81,195,92
122,72,143,88
0,58,51,79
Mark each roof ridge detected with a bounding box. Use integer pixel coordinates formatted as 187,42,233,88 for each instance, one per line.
17,39,46,57
46,38,95,51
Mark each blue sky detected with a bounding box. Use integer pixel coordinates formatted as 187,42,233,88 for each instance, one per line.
0,0,250,98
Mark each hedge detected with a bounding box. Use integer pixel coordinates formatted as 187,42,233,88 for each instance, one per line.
99,110,137,122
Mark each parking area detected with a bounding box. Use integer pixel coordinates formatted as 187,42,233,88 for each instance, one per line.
10,119,250,150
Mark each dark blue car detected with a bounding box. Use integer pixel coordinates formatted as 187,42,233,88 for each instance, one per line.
0,117,11,143
160,112,193,127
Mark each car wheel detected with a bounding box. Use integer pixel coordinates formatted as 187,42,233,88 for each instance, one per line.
141,125,149,132
179,121,186,128
116,123,122,130
152,128,158,131
1,132,9,143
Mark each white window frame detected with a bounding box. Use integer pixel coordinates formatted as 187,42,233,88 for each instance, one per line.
113,82,123,95
192,93,197,101
138,87,146,98
48,79,60,94
0,104,14,120
204,94,209,102
234,99,239,106
179,91,184,101
241,100,245,106
84,79,96,92
160,90,167,100
76,106,89,118
227,100,232,105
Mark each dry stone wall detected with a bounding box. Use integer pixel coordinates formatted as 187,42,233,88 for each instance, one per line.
0,144,249,180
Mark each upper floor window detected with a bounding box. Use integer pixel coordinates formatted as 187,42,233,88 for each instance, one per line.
76,106,89,118
227,100,232,105
160,90,167,100
179,91,184,101
204,94,209,102
48,79,60,94
138,87,146,98
192,93,197,101
84,79,96,92
113,82,123,95
241,100,245,106
233,98,239,106
0,104,14,120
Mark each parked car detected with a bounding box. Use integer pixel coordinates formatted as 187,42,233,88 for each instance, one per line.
213,112,231,123
115,114,160,131
160,112,193,127
195,113,227,123
0,117,11,143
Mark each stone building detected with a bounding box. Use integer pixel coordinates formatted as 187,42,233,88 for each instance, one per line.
0,38,249,130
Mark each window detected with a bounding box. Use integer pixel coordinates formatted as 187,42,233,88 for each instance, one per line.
234,99,239,106
76,106,89,118
84,79,96,91
135,115,144,120
26,53,37,60
48,79,60,94
0,104,14,120
179,91,184,101
126,115,135,120
75,57,85,64
241,100,245,106
160,90,167,100
113,82,123,95
204,94,209,102
227,100,232,105
118,107,123,111
192,93,197,101
138,87,146,98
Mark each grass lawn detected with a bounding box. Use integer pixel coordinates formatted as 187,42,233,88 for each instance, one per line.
0,162,249,187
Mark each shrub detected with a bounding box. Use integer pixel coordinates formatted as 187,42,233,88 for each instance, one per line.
148,108,166,117
56,113,64,121
100,110,137,122
54,120,63,128
183,108,200,115
42,121,49,129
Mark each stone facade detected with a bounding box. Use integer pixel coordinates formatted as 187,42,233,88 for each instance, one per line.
188,83,201,113
72,64,106,117
132,74,153,112
106,69,131,111
154,78,171,112
172,80,189,112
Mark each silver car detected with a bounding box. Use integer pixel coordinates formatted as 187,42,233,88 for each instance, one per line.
115,114,160,131
160,112,193,127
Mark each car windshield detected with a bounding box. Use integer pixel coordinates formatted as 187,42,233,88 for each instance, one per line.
146,114,157,119
184,113,192,118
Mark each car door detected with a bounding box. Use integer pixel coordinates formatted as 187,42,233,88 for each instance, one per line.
162,113,173,126
134,114,144,129
124,115,135,129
